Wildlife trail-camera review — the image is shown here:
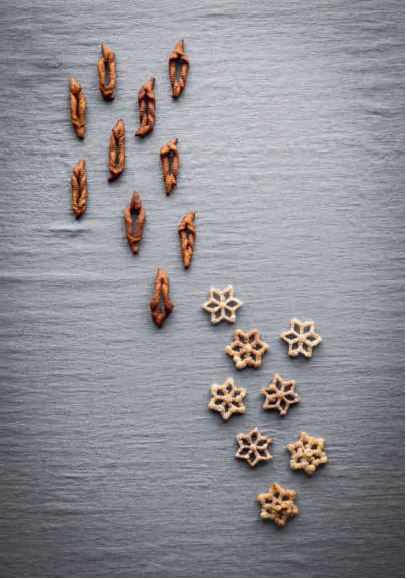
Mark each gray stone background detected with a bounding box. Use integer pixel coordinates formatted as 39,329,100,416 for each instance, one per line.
0,0,404,577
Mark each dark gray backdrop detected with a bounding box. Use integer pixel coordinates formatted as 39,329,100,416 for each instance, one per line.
0,0,404,577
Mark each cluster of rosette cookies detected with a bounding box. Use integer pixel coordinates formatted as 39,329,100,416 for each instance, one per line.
202,285,328,527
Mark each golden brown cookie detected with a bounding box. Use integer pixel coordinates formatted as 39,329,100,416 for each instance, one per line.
169,39,189,98
225,329,268,369
202,286,242,324
71,159,87,219
149,268,174,328
260,374,300,416
235,427,272,468
257,482,298,527
69,78,85,139
108,119,125,182
287,431,328,476
208,378,246,421
178,211,195,269
160,138,179,195
135,77,155,137
280,318,321,358
123,192,145,254
97,44,116,100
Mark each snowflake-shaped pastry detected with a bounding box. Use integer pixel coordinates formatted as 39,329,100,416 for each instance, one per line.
260,373,300,416
202,285,243,324
235,426,272,468
280,318,321,358
256,482,299,527
225,329,268,369
208,377,246,421
287,431,328,476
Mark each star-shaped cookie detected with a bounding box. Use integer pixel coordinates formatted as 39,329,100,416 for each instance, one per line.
260,374,300,416
225,329,268,369
235,426,272,468
208,377,246,421
280,318,321,358
257,482,298,527
287,431,328,476
202,285,243,324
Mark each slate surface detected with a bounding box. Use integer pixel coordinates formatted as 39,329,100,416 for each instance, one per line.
0,1,404,577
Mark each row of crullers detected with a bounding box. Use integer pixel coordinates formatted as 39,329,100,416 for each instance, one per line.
69,40,189,139
68,42,192,329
